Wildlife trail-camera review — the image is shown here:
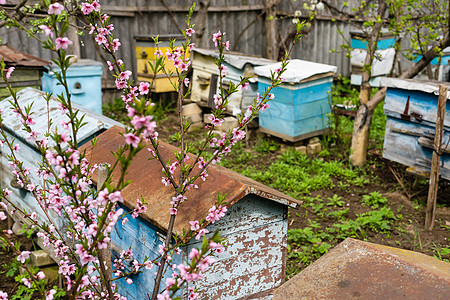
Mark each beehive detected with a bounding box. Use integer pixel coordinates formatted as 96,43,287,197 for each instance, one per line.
81,125,300,299
191,48,275,113
42,59,103,114
0,44,49,99
381,78,450,179
255,59,337,142
0,88,120,237
135,35,188,93
350,31,396,87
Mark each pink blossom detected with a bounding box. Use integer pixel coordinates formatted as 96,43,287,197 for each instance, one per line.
39,25,53,38
139,82,150,95
119,70,132,81
126,278,133,285
46,289,56,300
186,28,195,36
169,208,177,215
242,82,249,90
81,2,94,15
36,271,45,280
212,31,224,47
55,37,73,50
17,251,31,263
111,39,121,52
48,3,64,15
208,115,224,127
21,278,31,288
260,103,270,112
0,212,6,221
195,228,209,240
0,291,8,300
188,43,195,51
107,61,114,71
5,67,14,79
124,133,140,148
189,220,200,231
154,49,163,58
184,77,190,87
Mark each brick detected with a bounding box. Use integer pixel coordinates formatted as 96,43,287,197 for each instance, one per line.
41,265,59,283
306,142,322,155
308,137,320,144
30,250,55,267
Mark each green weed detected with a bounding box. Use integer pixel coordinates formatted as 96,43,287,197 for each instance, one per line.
362,191,388,208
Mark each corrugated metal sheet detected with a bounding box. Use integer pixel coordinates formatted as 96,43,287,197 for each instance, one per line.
80,125,300,235
0,44,49,68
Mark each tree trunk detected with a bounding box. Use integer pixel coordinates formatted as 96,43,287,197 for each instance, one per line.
264,0,278,59
349,1,450,167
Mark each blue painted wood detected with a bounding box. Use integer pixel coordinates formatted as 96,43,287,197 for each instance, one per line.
42,59,103,115
111,204,183,299
383,84,450,180
111,195,288,300
258,77,332,140
350,37,396,50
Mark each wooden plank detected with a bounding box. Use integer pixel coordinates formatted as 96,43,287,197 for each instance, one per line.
425,84,447,230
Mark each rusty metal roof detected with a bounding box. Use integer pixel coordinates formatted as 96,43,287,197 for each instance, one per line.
0,44,49,68
80,125,300,235
272,238,450,300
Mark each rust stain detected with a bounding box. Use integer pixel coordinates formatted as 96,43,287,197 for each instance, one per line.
272,238,450,300
0,44,49,68
80,126,300,236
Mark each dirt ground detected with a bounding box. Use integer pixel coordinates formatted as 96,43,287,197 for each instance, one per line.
1,110,449,294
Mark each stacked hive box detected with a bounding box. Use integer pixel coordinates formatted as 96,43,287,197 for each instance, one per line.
381,78,450,179
255,59,337,142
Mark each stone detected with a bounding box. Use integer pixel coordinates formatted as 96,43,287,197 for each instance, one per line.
12,221,25,236
307,142,322,155
203,113,211,124
183,103,202,124
295,145,307,155
182,103,202,116
220,116,239,133
30,250,55,267
188,121,204,132
281,144,293,153
309,137,320,144
41,265,59,283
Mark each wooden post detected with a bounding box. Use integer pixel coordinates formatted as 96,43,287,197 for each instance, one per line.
264,0,279,60
424,84,447,231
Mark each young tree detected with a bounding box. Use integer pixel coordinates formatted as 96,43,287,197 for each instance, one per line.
323,0,450,166
0,1,304,299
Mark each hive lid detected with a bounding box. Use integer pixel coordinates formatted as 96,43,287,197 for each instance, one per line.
272,238,450,300
254,59,337,83
193,48,276,70
0,44,49,69
0,88,121,149
381,77,450,99
81,125,300,235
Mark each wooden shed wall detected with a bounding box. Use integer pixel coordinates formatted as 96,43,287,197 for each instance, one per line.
0,0,358,87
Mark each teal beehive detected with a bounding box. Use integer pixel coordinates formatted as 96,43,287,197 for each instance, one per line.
42,59,103,115
255,60,336,142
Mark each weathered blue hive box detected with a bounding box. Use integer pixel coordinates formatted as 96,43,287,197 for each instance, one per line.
254,59,337,142
350,31,396,87
81,126,300,299
42,59,103,115
381,78,450,180
0,88,120,240
191,48,275,114
414,47,450,82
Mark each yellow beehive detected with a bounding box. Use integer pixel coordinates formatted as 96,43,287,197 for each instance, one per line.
135,35,189,93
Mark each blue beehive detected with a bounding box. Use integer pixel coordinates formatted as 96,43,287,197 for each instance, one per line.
42,59,103,115
255,60,337,142
350,31,396,87
381,78,450,179
0,88,120,260
81,126,299,299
